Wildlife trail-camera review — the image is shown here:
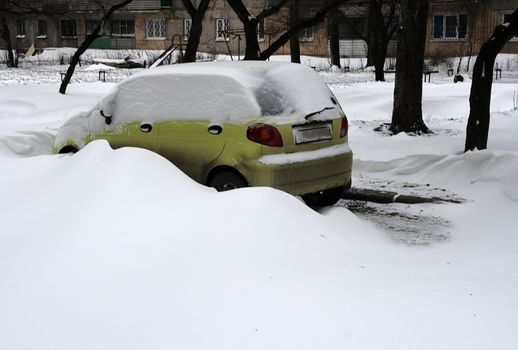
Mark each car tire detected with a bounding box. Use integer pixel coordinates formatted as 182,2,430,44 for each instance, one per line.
58,146,79,154
209,171,248,192
302,186,345,207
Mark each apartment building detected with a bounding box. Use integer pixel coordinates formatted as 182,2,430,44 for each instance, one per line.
1,0,517,60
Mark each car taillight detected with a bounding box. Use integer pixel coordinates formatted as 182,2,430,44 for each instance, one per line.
340,116,348,138
247,124,283,147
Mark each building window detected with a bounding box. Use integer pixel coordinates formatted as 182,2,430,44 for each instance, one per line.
160,0,171,8
299,25,314,42
183,18,191,40
61,19,77,38
503,13,518,41
257,17,265,42
216,18,229,41
146,18,166,39
433,14,467,40
86,20,109,36
37,20,47,38
112,20,134,36
15,19,25,38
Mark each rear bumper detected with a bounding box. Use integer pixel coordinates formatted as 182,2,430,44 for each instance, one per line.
239,143,353,196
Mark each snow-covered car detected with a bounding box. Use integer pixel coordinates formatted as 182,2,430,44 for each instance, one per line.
54,61,353,206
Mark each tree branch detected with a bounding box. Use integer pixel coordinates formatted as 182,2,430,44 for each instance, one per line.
181,0,197,18
260,0,350,60
257,0,290,20
59,0,134,94
0,0,68,16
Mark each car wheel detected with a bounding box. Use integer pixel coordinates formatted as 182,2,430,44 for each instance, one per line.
209,171,248,192
302,186,345,207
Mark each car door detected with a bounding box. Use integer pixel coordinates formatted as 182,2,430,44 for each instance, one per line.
92,119,159,152
158,120,226,182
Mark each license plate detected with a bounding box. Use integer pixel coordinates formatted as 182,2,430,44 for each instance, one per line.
293,123,332,144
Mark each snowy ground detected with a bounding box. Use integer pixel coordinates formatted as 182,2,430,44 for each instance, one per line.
1,59,518,349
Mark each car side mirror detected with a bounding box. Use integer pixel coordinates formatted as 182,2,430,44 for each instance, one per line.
100,110,112,125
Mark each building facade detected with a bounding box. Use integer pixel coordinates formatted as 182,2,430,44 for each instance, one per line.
0,0,517,60
425,0,518,58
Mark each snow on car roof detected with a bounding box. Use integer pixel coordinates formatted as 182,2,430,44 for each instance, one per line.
99,61,340,124
127,61,304,87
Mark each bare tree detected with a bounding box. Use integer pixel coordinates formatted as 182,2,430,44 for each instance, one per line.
224,0,290,60
328,10,343,68
0,17,15,67
225,0,261,60
59,0,134,94
289,0,301,63
181,0,212,63
390,0,430,134
364,0,398,81
465,9,518,152
225,0,349,61
260,0,350,60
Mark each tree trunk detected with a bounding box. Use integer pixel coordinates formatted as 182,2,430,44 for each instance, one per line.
243,17,260,59
226,0,261,60
465,9,518,152
59,33,101,94
289,0,301,63
183,15,203,62
363,0,397,81
374,54,385,81
369,8,386,81
390,0,430,134
1,18,16,68
182,0,211,63
329,13,341,67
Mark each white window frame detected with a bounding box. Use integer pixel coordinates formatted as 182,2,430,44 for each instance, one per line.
503,13,518,41
432,13,468,41
146,18,166,40
216,18,230,41
183,18,192,41
112,19,135,37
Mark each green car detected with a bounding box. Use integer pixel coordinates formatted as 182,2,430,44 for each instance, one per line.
54,61,352,206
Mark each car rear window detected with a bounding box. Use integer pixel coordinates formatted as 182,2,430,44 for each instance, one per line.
254,80,293,117
253,65,342,120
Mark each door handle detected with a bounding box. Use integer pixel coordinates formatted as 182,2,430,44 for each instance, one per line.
140,123,152,133
208,125,223,135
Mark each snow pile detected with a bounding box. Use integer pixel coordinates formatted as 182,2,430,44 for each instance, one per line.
84,63,117,71
17,47,154,66
0,140,385,350
1,65,518,349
